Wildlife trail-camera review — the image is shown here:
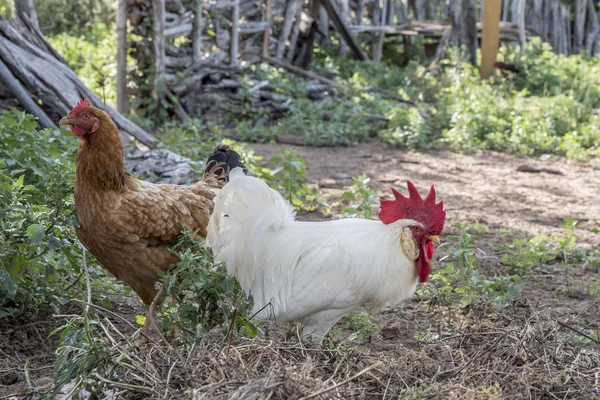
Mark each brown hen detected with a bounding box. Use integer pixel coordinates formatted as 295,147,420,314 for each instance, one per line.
59,99,243,339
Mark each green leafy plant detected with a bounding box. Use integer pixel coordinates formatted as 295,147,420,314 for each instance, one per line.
344,312,379,342
0,110,114,317
341,174,379,219
265,149,326,210
156,229,257,344
422,223,523,308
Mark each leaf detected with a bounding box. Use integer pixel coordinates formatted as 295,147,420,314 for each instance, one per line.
7,256,28,279
13,175,24,189
240,321,258,338
27,224,45,246
342,192,356,201
136,315,147,326
0,264,17,296
101,298,112,309
62,248,82,274
48,236,62,249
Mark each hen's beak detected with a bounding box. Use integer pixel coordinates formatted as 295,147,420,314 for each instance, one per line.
59,116,75,126
427,235,440,245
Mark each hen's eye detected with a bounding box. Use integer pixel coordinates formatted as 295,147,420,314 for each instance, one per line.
83,114,90,120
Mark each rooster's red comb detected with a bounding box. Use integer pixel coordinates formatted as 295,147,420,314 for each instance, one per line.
378,181,446,235
69,98,91,115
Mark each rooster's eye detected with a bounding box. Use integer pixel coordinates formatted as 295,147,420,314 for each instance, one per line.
83,114,90,120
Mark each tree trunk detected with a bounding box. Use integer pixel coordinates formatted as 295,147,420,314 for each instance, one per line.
116,0,130,114
518,0,525,55
574,0,586,53
151,0,166,101
586,0,600,56
0,58,54,128
450,0,477,65
551,0,561,53
14,0,39,31
532,0,543,38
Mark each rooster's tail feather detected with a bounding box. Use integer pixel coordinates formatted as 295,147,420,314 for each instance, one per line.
207,168,296,271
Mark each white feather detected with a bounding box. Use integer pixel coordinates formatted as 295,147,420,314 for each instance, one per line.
207,167,421,343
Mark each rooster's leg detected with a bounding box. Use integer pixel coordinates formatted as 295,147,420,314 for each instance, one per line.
141,284,167,343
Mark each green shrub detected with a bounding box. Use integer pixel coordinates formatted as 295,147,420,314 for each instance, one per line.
0,110,110,317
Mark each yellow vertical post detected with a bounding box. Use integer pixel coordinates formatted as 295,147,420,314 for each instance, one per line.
480,0,502,78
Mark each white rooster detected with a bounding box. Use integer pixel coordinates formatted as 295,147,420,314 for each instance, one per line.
207,168,446,344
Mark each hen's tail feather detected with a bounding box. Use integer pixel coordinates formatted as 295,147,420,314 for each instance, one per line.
203,144,246,183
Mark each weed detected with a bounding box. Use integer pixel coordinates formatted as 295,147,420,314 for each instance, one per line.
157,229,257,344
265,149,326,210
422,223,523,308
344,312,379,342
341,174,379,219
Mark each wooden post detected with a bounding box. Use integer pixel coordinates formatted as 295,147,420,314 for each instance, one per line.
192,0,204,63
231,0,239,65
480,0,501,78
116,0,130,114
339,0,349,56
277,0,297,59
286,0,304,62
263,0,272,58
151,0,166,100
373,0,389,62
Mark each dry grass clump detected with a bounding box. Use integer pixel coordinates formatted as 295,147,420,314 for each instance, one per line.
86,299,600,399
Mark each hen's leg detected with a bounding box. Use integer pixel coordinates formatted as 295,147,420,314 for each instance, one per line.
300,308,353,345
141,284,167,343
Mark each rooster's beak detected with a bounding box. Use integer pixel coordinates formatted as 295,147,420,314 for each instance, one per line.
427,235,440,245
59,116,75,126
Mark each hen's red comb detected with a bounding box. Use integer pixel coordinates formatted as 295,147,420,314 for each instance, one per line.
69,98,90,115
378,181,446,235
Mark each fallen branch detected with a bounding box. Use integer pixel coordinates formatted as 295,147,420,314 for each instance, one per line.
0,58,55,128
516,164,563,175
264,55,337,86
320,0,368,61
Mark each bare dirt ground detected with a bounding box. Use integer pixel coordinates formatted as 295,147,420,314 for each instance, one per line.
252,142,600,245
1,143,599,399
